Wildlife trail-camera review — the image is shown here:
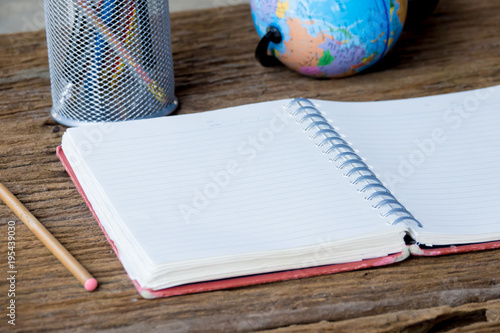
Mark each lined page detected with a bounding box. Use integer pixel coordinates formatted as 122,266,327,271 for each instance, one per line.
318,85,500,245
64,101,399,266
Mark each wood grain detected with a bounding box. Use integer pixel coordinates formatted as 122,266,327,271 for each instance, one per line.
0,0,499,331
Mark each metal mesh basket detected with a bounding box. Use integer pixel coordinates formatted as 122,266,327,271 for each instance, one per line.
44,0,177,126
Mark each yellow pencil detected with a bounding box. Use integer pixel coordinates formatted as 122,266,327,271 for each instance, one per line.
0,183,97,291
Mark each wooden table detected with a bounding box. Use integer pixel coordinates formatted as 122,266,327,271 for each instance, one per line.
1,1,500,331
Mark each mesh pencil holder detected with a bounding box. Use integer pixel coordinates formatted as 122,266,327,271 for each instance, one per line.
44,0,178,126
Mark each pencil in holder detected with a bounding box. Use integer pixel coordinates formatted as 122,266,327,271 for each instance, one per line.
44,0,178,126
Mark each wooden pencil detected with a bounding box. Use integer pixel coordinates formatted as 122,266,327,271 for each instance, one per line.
0,183,98,291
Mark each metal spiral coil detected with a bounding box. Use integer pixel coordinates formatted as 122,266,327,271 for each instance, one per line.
286,98,422,228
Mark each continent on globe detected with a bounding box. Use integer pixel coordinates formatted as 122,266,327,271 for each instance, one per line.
251,0,407,78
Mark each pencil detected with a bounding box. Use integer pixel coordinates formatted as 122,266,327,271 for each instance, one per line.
136,0,156,69
0,183,98,291
74,0,167,103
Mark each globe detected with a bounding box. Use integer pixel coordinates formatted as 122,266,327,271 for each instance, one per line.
250,0,407,78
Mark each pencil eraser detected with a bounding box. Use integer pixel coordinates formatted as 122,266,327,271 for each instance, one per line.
84,278,98,291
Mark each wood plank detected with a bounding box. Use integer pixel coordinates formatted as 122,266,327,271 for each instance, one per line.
0,0,499,331
259,300,500,332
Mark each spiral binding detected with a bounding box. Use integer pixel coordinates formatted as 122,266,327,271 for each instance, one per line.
285,98,422,228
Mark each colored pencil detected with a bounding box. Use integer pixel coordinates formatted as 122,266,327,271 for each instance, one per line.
0,183,98,291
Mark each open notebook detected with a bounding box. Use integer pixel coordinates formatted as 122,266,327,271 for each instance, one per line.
58,85,500,298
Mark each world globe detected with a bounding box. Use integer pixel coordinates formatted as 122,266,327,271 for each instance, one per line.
251,0,407,78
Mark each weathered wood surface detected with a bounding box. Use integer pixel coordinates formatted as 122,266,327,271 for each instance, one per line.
0,0,499,331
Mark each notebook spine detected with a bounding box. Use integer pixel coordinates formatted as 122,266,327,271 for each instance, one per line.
286,98,422,228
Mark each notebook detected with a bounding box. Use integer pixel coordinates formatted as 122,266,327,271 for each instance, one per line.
58,85,500,298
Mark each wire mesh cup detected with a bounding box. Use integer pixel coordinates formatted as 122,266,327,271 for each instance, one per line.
44,0,178,126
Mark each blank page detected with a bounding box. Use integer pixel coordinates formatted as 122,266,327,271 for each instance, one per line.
318,85,500,245
63,100,404,287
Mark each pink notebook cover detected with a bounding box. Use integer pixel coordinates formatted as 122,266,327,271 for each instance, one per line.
56,146,500,298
